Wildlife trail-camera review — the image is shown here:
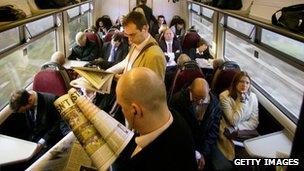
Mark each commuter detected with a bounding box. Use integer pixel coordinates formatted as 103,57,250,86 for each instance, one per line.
136,0,157,26
158,28,182,55
101,32,129,65
113,67,197,170
9,89,69,156
170,78,225,170
68,31,99,61
107,11,166,80
188,39,212,60
218,71,259,161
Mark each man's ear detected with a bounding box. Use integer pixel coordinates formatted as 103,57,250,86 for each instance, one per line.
131,103,142,117
142,25,149,32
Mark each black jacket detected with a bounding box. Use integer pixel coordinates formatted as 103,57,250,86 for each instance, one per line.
188,48,212,60
68,40,99,61
113,110,197,171
138,4,157,25
101,42,129,64
170,88,222,157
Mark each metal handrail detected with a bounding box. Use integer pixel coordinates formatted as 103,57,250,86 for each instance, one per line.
0,0,92,33
188,0,304,43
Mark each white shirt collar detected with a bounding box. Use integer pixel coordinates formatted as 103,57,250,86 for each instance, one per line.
135,112,173,149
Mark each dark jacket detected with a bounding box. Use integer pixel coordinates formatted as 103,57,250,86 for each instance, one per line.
170,88,222,157
188,48,212,60
26,92,68,146
138,4,157,25
158,39,182,54
101,42,129,64
68,40,99,61
113,110,197,171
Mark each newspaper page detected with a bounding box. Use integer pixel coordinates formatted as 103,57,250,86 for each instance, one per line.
55,90,133,171
69,89,134,156
64,140,97,171
73,67,114,91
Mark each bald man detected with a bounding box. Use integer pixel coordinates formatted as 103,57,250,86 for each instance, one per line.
113,67,197,171
170,78,223,170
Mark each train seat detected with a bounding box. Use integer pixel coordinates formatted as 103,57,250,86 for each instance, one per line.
211,61,241,96
33,69,69,96
168,61,204,101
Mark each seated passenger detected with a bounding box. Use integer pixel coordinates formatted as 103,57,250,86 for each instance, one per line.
113,67,197,170
41,51,66,70
68,32,99,61
159,28,182,55
101,32,129,66
41,51,73,84
9,89,69,156
170,78,222,170
170,18,186,38
217,71,259,161
188,39,212,60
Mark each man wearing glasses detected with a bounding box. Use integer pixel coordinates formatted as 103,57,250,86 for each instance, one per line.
107,11,166,80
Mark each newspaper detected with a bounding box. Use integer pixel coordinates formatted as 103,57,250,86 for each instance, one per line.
54,88,134,171
72,67,114,94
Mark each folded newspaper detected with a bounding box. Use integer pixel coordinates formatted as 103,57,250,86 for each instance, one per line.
54,88,134,171
71,67,114,94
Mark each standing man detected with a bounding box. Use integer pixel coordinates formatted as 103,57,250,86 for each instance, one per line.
137,0,157,27
114,67,197,170
107,11,166,80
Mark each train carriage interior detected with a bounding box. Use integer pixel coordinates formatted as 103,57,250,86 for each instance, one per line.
0,0,303,170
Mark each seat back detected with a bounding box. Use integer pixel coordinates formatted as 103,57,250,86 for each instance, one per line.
33,69,69,96
85,32,103,55
182,31,201,53
168,61,204,101
211,61,241,96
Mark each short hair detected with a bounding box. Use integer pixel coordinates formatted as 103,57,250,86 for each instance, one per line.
123,11,148,30
111,32,124,42
177,53,191,67
229,71,251,100
51,51,65,65
75,32,86,44
10,89,30,112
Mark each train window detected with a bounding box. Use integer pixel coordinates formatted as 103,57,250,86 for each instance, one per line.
227,17,255,37
81,3,90,13
67,7,80,19
191,3,200,14
0,32,56,110
194,17,213,49
68,13,89,49
0,28,19,52
25,16,55,37
202,7,214,19
224,31,304,121
261,29,304,62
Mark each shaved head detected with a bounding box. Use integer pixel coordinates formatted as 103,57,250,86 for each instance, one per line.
116,67,167,112
190,78,209,103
